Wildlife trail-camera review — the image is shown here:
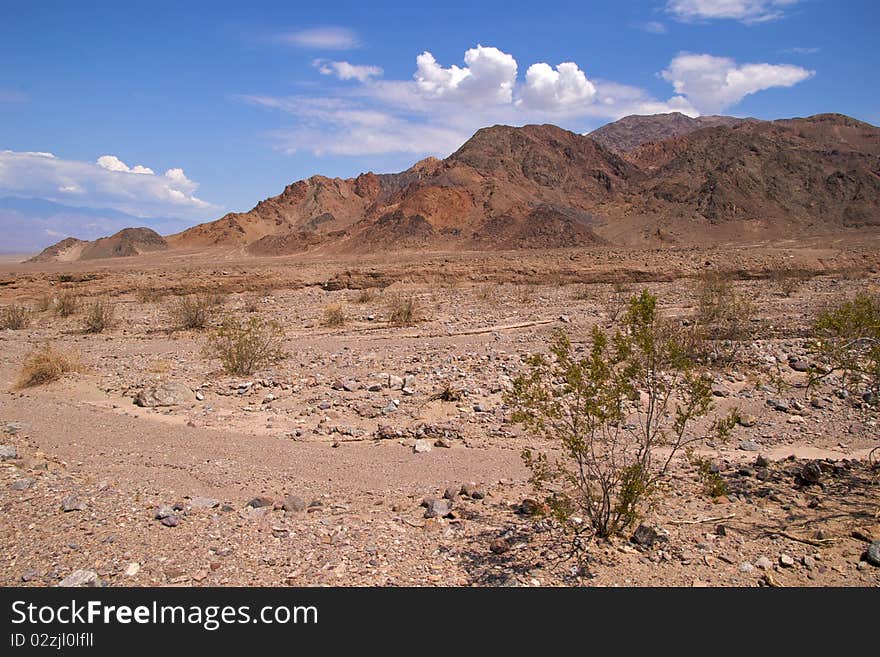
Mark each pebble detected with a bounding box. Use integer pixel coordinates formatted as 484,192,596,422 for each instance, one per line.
10,478,35,490
283,495,306,513
58,569,101,587
124,562,141,577
779,554,795,568
0,445,18,460
247,496,274,508
865,541,880,567
738,440,761,452
61,495,86,512
754,556,773,570
423,498,453,519
413,439,432,454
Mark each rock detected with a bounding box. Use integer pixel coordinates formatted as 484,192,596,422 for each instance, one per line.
3,422,27,435
787,415,804,424
367,383,382,392
739,562,754,573
388,375,404,390
558,314,571,323
342,380,359,392
711,385,730,398
779,554,795,568
864,541,880,567
61,495,86,512
768,399,789,412
283,495,306,513
154,505,176,519
490,538,510,554
798,461,822,485
161,515,180,527
124,562,141,577
442,485,460,500
413,439,432,454
434,437,452,448
737,414,757,427
10,478,35,490
0,445,17,460
21,569,40,582
423,498,453,519
802,555,816,570
58,569,101,587
517,498,544,516
631,524,660,547
134,381,192,407
755,455,770,467
754,556,773,570
461,482,486,499
246,496,274,509
738,440,761,452
789,360,811,372
195,391,205,401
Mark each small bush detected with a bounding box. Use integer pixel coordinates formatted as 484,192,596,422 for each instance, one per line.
82,298,115,333
16,344,82,388
34,296,52,313
242,295,261,313
509,290,720,539
353,288,377,304
771,268,810,297
691,455,729,499
54,293,80,317
322,304,347,327
204,315,286,375
135,287,167,303
604,281,632,324
809,292,880,406
691,272,755,365
0,304,32,330
168,294,217,330
387,295,421,327
474,284,497,303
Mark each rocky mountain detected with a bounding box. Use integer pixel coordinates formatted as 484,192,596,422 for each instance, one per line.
587,112,752,153
32,112,880,260
28,227,168,262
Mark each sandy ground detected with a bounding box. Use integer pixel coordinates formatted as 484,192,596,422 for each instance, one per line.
1,240,878,587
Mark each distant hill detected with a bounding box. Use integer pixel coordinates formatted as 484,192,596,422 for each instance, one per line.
587,112,752,153
28,227,168,262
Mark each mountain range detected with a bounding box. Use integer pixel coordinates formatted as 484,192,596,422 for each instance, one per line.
28,111,880,261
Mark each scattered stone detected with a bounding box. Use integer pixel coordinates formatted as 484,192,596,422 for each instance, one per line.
0,445,17,460
802,555,816,570
195,391,205,401
283,495,306,513
739,562,754,573
461,482,486,499
154,505,176,519
711,385,730,398
443,485,460,500
798,461,822,485
21,569,40,582
423,498,453,519
755,455,770,467
434,437,452,448
631,524,660,547
864,541,880,567
189,497,219,510
161,515,180,527
61,495,86,512
517,498,544,516
738,440,761,452
58,569,101,587
779,554,795,568
134,381,192,407
124,562,141,577
490,538,510,554
246,496,274,509
10,478,35,491
789,360,811,372
754,556,773,570
737,414,757,428
413,439,432,454
4,422,27,435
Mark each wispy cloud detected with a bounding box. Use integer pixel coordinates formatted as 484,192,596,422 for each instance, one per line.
782,46,820,55
666,0,800,25
637,21,668,34
313,59,383,82
274,26,360,50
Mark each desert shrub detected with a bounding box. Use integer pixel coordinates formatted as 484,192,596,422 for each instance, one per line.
82,298,115,333
54,293,80,317
690,455,729,499
204,315,286,375
16,343,82,388
692,272,755,365
322,304,347,327
242,295,261,313
34,296,52,313
353,288,377,304
135,287,167,303
809,292,880,407
509,290,724,539
387,295,421,327
168,294,217,330
770,268,810,297
474,284,498,303
0,304,32,330
604,281,632,324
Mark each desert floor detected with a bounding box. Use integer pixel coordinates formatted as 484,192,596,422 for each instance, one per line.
1,238,878,587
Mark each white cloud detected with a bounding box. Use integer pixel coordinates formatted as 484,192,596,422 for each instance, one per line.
277,27,360,50
638,21,669,34
238,43,809,157
661,52,813,113
0,150,215,218
667,0,800,24
414,45,518,104
518,62,597,112
314,60,383,82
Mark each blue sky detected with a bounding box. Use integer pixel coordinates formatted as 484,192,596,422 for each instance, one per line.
1,0,878,250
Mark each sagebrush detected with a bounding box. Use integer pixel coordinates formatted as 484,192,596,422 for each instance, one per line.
204,315,286,375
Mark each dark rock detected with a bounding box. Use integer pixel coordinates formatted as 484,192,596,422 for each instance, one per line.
161,515,180,527
489,538,510,554
789,360,811,372
461,482,486,499
738,440,760,452
247,496,274,509
517,498,544,516
631,524,660,547
864,541,880,567
10,478,35,490
798,461,822,485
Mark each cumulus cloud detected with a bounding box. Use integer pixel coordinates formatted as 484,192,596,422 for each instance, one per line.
239,43,810,158
661,52,814,113
667,0,800,24
276,27,360,50
414,45,518,104
517,62,596,112
0,150,215,218
314,60,383,82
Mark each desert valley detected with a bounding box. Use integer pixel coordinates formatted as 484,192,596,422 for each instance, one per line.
1,111,879,588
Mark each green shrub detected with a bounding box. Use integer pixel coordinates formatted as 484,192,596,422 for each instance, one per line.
204,315,286,375
82,298,115,333
0,304,32,330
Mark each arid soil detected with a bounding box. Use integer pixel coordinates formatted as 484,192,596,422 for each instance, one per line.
1,240,879,587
